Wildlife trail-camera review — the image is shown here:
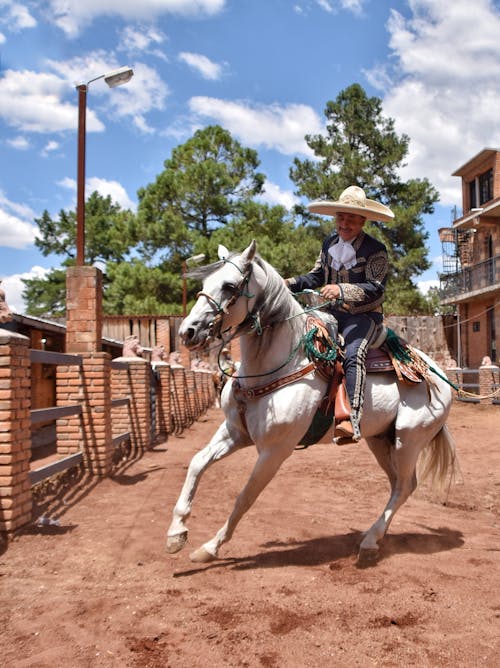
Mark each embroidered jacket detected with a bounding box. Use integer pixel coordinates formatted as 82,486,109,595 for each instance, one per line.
287,230,388,315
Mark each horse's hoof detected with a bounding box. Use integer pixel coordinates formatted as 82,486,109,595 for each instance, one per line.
189,546,217,563
166,531,188,554
357,547,380,568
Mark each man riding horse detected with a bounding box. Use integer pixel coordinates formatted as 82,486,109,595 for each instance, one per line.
286,186,394,445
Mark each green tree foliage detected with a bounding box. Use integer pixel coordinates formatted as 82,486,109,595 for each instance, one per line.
289,84,439,314
23,192,135,316
34,191,135,264
204,200,321,278
22,268,67,317
135,125,265,262
103,260,182,315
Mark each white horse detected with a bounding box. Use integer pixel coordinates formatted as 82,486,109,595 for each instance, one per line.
166,241,456,565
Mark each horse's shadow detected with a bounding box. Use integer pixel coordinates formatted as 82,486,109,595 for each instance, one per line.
173,525,464,577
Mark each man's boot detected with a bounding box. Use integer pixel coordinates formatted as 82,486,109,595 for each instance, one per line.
333,414,361,445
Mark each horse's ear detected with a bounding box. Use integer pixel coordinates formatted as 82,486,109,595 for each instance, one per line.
217,244,229,260
241,239,257,265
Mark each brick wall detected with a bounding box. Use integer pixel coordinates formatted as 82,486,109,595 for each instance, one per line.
0,330,32,532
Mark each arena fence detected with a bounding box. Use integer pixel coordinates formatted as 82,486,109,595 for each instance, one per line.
445,365,500,404
0,329,216,535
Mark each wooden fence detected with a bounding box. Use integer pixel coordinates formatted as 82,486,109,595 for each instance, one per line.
0,329,216,534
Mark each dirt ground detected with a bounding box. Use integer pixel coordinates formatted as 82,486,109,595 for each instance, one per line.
1,400,499,667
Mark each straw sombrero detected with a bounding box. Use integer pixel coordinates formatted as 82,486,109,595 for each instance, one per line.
307,186,394,223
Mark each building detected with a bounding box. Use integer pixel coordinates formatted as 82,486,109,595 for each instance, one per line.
439,148,500,368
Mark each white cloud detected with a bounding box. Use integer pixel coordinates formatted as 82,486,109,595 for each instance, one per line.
178,52,223,80
0,31,5,44
417,279,439,295
48,55,168,133
340,0,364,13
258,182,299,210
46,0,226,37
0,192,38,249
0,53,168,137
87,177,136,210
0,68,103,133
369,0,500,207
188,97,323,156
118,25,167,58
41,140,60,156
0,267,50,314
0,1,37,31
58,176,135,210
6,135,30,150
295,0,365,15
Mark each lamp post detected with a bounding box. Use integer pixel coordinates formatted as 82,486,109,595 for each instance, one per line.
76,66,134,266
182,253,206,317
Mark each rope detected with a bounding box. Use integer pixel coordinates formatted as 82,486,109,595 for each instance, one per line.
303,326,337,362
217,334,308,380
385,328,500,400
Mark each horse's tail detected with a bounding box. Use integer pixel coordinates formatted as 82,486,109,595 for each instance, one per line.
418,423,458,491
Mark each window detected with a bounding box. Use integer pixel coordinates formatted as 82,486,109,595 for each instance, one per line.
479,168,493,204
469,180,477,209
472,321,480,332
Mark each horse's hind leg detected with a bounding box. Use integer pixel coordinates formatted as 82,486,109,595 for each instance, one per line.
166,421,248,554
365,433,397,493
189,443,294,563
359,430,420,565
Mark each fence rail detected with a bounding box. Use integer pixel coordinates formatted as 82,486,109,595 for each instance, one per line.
1,329,217,534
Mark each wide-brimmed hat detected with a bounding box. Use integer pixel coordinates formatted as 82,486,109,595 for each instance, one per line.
307,186,394,223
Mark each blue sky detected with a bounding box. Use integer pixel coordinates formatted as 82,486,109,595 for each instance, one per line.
1,0,500,313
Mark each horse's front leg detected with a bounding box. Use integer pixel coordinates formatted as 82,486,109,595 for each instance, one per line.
166,421,247,554
189,442,295,563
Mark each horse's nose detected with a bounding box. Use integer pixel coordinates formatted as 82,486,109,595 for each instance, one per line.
180,325,196,345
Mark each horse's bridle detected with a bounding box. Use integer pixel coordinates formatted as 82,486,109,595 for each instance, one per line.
196,259,254,340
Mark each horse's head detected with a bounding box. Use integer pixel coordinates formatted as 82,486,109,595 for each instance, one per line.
122,334,143,358
0,281,13,324
179,240,259,350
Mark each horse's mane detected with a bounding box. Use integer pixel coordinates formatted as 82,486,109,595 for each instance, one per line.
186,251,308,340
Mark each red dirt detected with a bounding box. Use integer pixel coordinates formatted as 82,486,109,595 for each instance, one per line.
1,401,499,667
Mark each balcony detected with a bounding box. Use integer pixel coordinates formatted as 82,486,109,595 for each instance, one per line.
440,254,500,303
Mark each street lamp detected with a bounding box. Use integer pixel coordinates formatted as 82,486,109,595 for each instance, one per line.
182,253,206,317
76,66,134,266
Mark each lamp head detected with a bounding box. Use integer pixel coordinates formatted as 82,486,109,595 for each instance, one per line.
186,253,206,266
104,66,134,88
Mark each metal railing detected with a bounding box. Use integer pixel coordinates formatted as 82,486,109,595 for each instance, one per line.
440,255,499,300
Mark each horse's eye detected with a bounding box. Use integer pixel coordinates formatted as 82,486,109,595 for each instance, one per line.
222,283,237,294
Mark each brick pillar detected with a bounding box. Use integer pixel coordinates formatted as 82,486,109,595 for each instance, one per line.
82,353,112,474
196,370,207,411
66,266,102,353
56,352,113,476
207,369,216,405
153,362,171,438
0,330,32,532
194,370,206,414
56,361,84,458
171,367,187,430
479,364,499,405
185,369,196,421
111,362,130,442
127,359,152,450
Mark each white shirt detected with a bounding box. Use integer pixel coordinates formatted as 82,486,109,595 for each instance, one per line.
328,238,357,270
